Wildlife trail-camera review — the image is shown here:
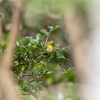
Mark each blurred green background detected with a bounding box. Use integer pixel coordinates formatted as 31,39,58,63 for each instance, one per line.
0,0,88,100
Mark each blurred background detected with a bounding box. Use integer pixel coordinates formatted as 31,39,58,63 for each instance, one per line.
0,0,89,100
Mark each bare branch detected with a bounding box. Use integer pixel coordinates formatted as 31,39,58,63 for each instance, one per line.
0,11,4,100
2,0,23,70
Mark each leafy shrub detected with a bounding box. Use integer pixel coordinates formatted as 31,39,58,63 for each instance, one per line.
0,26,75,97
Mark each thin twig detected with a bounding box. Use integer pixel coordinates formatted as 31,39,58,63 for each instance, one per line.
58,62,66,72
45,31,51,45
0,11,4,100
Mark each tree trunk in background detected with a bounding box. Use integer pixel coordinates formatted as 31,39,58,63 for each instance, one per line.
64,1,100,100
64,6,88,100
0,11,3,100
0,0,23,100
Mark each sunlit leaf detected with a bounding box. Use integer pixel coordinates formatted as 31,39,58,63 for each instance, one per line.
40,29,49,35
36,33,41,40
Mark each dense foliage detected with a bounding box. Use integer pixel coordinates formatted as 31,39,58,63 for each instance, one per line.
11,26,74,96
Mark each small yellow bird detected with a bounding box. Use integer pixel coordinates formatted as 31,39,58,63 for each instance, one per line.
46,41,54,53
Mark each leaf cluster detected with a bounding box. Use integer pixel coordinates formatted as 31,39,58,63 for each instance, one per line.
12,26,70,95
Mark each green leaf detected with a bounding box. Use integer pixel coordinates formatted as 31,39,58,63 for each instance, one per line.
54,25,60,30
46,71,53,74
18,80,30,89
57,54,65,59
30,81,37,87
16,41,19,46
61,47,67,51
36,33,41,40
26,36,33,40
48,26,54,30
54,44,60,51
40,29,49,35
48,25,60,32
65,68,75,82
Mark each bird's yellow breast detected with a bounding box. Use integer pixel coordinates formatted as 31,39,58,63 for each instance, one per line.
47,44,54,52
